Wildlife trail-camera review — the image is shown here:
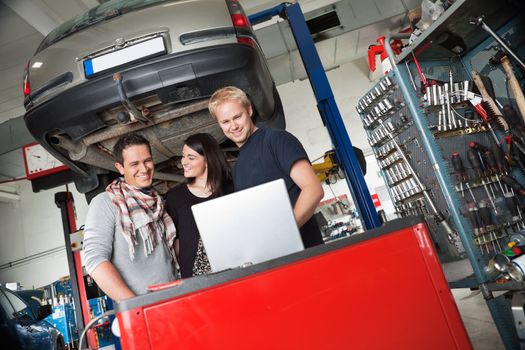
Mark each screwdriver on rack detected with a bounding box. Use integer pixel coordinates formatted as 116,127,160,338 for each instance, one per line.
500,174,525,228
479,201,500,252
467,148,498,213
504,135,513,162
469,141,499,196
492,143,508,173
467,201,487,253
501,175,525,197
504,192,525,229
467,201,482,236
451,152,476,200
492,143,520,197
467,200,499,253
494,144,525,227
484,148,506,194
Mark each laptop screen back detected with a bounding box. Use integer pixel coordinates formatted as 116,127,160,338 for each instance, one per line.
191,179,304,272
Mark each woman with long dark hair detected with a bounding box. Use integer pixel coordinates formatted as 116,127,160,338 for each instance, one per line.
166,133,232,278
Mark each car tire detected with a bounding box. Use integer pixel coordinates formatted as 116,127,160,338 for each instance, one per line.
84,172,120,204
255,85,286,130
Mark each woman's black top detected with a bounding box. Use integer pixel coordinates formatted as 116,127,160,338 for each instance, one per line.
166,181,233,278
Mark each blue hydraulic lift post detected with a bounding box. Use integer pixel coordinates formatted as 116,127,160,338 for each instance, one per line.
249,3,381,230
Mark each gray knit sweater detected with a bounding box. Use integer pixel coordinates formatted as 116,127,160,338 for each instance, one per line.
83,192,177,295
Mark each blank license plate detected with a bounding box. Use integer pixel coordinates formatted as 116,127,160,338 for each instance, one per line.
83,36,166,77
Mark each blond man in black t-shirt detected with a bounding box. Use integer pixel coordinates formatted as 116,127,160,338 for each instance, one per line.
209,86,324,247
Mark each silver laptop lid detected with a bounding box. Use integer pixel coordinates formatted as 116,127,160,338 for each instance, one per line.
191,179,304,273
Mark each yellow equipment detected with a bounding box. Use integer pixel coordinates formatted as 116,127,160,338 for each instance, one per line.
312,151,339,183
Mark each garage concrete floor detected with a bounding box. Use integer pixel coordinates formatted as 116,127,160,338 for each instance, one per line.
452,288,505,349
442,259,506,349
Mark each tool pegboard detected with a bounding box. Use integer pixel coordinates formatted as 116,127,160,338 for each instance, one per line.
358,3,525,348
358,12,525,263
358,73,465,261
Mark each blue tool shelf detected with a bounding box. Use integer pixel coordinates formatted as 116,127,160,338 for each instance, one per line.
357,2,525,348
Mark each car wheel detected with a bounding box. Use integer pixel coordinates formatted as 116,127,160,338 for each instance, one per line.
255,85,285,130
84,172,120,204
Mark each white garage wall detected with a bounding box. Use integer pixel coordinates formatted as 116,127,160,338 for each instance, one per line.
0,180,89,289
0,56,393,288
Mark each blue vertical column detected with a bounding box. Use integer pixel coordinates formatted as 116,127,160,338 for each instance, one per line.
281,3,381,229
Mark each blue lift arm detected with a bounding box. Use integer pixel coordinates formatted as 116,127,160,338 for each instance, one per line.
249,3,381,229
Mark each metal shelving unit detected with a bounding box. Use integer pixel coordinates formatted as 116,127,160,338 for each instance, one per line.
357,1,525,348
395,0,516,62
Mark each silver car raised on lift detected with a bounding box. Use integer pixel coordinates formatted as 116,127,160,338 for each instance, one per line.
23,0,284,198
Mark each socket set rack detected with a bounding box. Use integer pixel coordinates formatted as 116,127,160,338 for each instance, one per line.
357,74,465,259
362,6,525,348
423,76,468,134
420,64,525,257
422,71,498,142
358,62,525,262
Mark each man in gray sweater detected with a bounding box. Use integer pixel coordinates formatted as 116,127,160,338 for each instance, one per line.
83,134,178,301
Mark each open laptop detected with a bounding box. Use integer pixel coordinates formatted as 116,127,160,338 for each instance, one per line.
191,179,304,273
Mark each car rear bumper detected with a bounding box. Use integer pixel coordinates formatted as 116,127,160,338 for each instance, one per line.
24,43,276,170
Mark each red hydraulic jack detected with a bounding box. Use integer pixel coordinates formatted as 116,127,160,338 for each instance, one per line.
55,189,97,348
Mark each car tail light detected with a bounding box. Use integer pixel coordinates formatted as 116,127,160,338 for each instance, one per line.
231,13,249,27
225,0,256,47
237,36,256,48
23,62,31,97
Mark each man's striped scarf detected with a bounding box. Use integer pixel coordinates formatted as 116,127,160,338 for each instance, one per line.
106,178,177,264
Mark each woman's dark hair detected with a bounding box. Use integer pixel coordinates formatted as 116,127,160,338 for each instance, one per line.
184,133,231,197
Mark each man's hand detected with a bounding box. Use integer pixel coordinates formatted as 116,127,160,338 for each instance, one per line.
90,261,136,301
290,159,324,227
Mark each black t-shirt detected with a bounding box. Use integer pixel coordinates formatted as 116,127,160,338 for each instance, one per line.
233,128,324,248
166,182,233,278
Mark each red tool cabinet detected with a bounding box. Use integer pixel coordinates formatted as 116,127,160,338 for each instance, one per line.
115,217,472,349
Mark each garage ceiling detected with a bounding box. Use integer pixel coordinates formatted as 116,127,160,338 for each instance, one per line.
0,0,419,181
